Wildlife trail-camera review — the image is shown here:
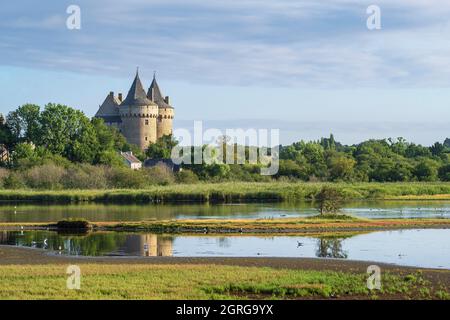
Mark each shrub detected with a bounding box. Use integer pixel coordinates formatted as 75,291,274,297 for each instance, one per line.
315,186,344,215
105,166,148,188
0,168,8,188
175,169,199,184
145,164,175,186
56,219,91,230
3,171,26,189
62,164,108,189
23,164,65,189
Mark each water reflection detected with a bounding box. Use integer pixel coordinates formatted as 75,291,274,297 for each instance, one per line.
1,200,450,223
0,231,173,256
123,234,173,256
1,229,449,269
316,238,348,259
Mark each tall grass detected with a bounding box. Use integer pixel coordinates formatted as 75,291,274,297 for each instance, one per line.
0,182,449,204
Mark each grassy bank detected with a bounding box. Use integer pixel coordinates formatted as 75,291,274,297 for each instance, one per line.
2,216,448,234
0,263,446,300
1,182,450,204
98,216,450,234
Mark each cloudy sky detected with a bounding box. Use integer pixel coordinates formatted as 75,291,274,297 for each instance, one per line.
0,0,449,145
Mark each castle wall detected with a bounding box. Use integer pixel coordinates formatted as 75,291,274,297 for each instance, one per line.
120,104,158,150
157,107,174,139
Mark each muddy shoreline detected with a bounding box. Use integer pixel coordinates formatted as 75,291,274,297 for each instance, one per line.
1,245,449,286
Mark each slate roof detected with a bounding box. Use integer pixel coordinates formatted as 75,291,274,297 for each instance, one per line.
122,71,156,107
95,92,121,121
147,75,173,109
121,151,142,164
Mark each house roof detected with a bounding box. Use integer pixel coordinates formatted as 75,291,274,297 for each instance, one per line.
122,70,156,107
121,152,142,164
147,75,173,109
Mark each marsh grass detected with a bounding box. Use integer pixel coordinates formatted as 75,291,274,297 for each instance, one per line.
0,182,450,204
98,216,450,234
0,264,441,300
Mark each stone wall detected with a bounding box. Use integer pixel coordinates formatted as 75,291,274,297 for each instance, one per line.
157,107,174,139
120,104,158,149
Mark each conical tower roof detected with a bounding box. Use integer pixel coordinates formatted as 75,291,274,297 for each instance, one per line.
147,74,173,108
122,70,155,106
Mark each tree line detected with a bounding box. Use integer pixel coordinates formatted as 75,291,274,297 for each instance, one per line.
0,103,449,189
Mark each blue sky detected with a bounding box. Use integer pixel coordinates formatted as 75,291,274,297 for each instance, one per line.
0,0,449,145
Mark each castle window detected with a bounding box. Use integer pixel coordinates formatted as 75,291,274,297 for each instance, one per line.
145,136,148,141
145,119,149,125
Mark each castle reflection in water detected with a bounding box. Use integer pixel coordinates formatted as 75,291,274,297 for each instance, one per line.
124,234,173,256
0,231,174,257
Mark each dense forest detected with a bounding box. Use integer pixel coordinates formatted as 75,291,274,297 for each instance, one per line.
0,103,449,189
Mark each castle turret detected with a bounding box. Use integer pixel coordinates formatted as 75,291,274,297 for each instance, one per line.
120,70,159,149
147,74,174,139
94,70,175,150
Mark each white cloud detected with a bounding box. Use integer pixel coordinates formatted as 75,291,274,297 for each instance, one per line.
1,0,450,88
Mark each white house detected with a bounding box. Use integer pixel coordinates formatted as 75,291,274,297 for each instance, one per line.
120,151,142,170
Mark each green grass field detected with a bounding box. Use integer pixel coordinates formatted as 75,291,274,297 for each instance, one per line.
1,182,450,203
0,263,445,300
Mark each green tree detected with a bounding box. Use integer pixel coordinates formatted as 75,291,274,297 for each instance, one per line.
438,164,450,181
404,144,432,158
0,119,13,148
413,159,439,181
277,159,308,180
444,138,450,148
320,134,338,150
327,153,356,181
315,187,344,215
11,142,38,167
6,104,41,143
388,137,408,156
430,142,445,156
146,134,178,159
39,104,99,163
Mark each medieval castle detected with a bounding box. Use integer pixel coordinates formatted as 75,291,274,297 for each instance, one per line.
95,70,174,150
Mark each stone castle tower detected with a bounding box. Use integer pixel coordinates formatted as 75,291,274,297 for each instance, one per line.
95,70,174,150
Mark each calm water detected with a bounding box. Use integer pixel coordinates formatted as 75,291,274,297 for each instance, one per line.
1,229,449,269
0,201,449,222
